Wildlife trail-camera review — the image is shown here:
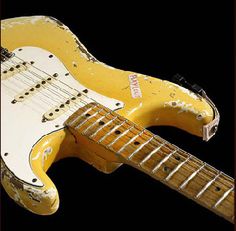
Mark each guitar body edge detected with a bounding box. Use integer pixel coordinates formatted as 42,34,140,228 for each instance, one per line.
1,16,214,215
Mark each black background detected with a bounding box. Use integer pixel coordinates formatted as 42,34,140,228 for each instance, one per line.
1,0,234,230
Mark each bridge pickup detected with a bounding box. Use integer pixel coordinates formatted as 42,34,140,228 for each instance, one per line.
1,62,30,80
43,94,83,121
14,77,53,102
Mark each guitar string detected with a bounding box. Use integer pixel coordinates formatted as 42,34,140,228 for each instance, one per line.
1,52,234,195
1,57,99,124
1,62,79,123
82,109,234,204
1,81,52,115
1,54,234,201
2,60,88,116
2,62,61,106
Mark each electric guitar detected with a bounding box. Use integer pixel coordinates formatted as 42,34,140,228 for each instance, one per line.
1,16,234,223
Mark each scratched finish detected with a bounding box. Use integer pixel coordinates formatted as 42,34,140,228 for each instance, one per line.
1,16,214,215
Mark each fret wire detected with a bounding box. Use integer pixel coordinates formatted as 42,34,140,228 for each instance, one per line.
213,186,234,208
98,119,127,143
90,116,118,138
107,125,134,148
195,172,221,199
82,108,234,190
164,155,192,182
85,109,114,135
117,129,145,154
67,103,234,193
179,163,206,190
67,104,98,127
82,108,106,134
152,149,179,174
75,107,104,130
128,136,154,160
6,54,233,192
139,141,167,166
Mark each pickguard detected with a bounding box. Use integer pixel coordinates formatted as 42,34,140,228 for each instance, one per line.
1,46,124,187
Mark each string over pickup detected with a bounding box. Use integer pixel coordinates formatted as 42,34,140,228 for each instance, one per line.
1,62,29,80
43,93,83,121
14,77,53,102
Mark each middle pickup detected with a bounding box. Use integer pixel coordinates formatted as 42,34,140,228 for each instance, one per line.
43,93,84,121
14,77,54,102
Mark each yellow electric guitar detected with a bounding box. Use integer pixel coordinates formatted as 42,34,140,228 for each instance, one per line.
1,16,234,223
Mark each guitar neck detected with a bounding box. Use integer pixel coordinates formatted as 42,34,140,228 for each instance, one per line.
66,102,234,223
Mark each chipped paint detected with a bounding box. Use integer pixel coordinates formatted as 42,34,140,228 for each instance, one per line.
1,16,217,216
164,100,200,115
1,160,59,214
30,16,44,24
163,80,200,100
32,152,41,160
72,61,78,67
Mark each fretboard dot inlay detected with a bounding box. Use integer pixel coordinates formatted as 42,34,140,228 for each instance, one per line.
115,130,121,135
175,156,181,161
163,166,170,172
65,102,234,222
99,121,105,125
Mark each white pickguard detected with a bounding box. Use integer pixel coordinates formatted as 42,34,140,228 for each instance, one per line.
1,46,124,187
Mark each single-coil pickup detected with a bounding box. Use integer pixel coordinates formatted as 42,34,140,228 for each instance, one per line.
14,77,53,102
43,94,82,121
1,62,30,80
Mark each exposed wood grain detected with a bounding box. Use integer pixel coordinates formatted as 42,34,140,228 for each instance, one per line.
66,102,234,223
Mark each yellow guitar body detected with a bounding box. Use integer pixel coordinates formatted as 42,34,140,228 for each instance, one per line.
1,16,216,215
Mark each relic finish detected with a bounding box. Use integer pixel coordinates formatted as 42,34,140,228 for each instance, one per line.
1,16,234,223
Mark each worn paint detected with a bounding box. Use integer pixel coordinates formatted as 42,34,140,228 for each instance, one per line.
1,16,216,216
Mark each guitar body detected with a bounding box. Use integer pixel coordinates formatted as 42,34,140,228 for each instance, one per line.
1,16,216,215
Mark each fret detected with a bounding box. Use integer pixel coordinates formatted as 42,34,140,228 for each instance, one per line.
90,116,118,138
66,102,235,223
164,155,192,182
195,172,221,199
107,125,134,148
128,136,154,160
82,108,106,134
117,129,145,154
83,110,113,135
139,141,167,166
152,149,179,174
98,119,127,143
68,104,97,127
75,108,104,130
213,186,234,208
179,163,206,190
